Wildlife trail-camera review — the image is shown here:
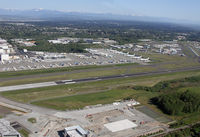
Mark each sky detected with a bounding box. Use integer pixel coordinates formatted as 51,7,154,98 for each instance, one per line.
0,0,200,23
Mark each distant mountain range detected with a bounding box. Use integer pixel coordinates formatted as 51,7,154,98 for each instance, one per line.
0,9,197,25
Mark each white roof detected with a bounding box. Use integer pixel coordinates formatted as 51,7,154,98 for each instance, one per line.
0,119,21,136
66,130,82,137
104,119,137,132
65,125,88,135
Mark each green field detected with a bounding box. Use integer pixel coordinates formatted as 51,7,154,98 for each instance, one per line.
178,86,200,93
27,117,37,124
0,63,137,79
0,67,128,86
32,89,156,110
18,129,29,137
2,69,200,106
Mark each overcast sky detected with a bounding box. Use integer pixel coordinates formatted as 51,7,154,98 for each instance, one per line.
0,0,199,23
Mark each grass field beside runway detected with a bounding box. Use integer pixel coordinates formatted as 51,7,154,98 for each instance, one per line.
31,89,158,110
2,69,200,104
0,63,137,79
0,67,128,86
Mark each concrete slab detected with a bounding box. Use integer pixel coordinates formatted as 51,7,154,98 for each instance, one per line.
104,119,137,132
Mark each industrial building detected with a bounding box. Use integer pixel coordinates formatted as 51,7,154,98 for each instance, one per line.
0,119,21,137
12,39,36,47
0,39,14,54
64,125,89,137
0,54,9,62
0,38,15,62
48,37,80,44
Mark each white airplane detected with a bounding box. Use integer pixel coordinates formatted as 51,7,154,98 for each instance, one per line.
141,57,150,62
127,54,136,57
133,56,142,59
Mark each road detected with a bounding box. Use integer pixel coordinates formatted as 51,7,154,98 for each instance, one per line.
1,66,200,92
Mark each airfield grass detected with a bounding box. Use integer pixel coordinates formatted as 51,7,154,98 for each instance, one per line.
32,89,158,110
0,68,128,86
18,129,29,137
136,51,193,63
180,44,198,58
2,69,200,105
0,63,137,79
194,48,200,55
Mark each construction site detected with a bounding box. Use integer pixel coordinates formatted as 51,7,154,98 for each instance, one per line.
0,97,169,137
83,107,165,137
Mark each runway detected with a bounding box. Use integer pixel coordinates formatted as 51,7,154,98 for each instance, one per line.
1,66,200,92
0,80,76,92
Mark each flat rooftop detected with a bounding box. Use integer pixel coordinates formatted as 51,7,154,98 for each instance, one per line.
104,119,138,132
0,119,21,137
66,130,82,137
65,125,88,136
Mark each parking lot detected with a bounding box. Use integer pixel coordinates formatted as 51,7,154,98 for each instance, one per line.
0,49,149,72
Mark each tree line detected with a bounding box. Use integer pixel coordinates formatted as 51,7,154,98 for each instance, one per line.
133,75,200,115
152,90,200,115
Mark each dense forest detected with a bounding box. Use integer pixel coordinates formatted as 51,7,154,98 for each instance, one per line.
153,90,200,115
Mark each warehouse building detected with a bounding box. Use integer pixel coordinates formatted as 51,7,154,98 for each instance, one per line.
0,54,9,62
